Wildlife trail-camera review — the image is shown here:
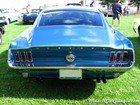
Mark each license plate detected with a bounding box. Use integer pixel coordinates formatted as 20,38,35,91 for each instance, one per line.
59,70,82,80
29,20,34,22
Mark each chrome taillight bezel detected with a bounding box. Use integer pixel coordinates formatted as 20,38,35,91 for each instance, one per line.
109,51,115,62
14,51,20,62
109,51,129,63
20,51,26,62
122,51,128,62
116,51,121,62
26,51,33,62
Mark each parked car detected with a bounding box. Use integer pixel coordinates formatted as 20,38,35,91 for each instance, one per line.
133,18,140,36
0,20,5,44
0,8,19,25
22,9,42,24
66,3,82,6
8,6,135,83
102,8,113,17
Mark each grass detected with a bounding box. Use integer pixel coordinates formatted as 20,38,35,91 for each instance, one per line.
0,15,140,105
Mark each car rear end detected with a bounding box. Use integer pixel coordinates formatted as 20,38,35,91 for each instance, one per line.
8,45,134,81
8,7,135,82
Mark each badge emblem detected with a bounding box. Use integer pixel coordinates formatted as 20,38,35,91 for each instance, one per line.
66,52,75,62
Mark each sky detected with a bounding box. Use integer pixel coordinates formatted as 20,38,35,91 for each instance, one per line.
0,0,82,9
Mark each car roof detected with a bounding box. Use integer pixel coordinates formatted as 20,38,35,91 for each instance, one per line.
42,6,100,13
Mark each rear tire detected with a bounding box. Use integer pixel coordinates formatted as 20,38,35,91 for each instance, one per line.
22,22,26,25
106,14,108,17
0,31,2,44
138,26,140,37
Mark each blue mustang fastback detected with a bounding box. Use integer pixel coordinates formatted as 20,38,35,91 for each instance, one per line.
8,7,135,83
22,9,42,24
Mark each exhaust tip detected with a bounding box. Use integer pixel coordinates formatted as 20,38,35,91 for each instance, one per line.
22,72,29,78
96,77,101,83
114,73,121,78
101,77,107,83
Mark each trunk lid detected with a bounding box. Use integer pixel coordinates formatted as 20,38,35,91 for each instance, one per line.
28,25,123,49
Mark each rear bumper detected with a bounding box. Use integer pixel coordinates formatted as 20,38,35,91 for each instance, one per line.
17,69,125,79
0,21,5,26
22,19,35,23
8,60,133,71
107,12,113,16
2,27,5,34
8,55,134,72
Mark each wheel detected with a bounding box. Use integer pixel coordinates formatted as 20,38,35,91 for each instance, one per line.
106,13,108,17
22,22,26,25
22,20,27,25
0,31,2,44
5,18,10,25
138,26,140,36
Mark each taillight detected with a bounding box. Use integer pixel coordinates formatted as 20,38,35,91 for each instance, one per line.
14,52,20,62
116,52,121,62
109,52,115,62
20,52,26,62
26,51,33,62
109,51,128,63
122,51,128,62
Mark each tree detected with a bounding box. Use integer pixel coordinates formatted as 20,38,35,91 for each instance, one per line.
100,0,125,9
129,0,140,13
79,0,83,5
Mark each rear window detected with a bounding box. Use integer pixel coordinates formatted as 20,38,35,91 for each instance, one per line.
31,9,42,13
39,10,103,26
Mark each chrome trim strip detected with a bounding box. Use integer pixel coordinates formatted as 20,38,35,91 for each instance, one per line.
8,60,134,70
9,45,133,50
132,49,135,65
